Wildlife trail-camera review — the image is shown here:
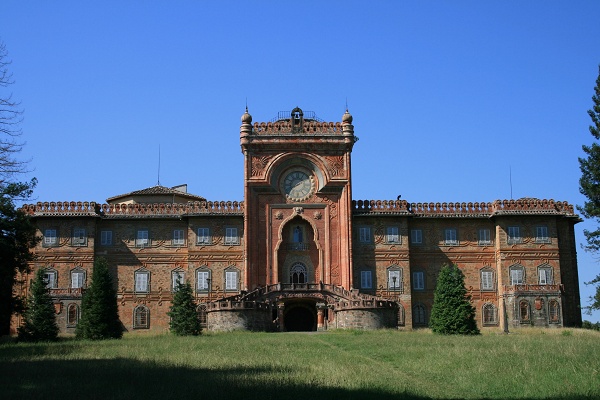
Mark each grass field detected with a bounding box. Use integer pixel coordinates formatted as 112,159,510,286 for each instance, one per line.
1,329,599,400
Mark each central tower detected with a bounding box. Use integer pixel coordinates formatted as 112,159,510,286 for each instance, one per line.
240,107,356,291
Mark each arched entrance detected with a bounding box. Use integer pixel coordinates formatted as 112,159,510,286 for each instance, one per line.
284,302,316,332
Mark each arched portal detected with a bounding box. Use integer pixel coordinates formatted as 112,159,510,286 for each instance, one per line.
284,302,316,332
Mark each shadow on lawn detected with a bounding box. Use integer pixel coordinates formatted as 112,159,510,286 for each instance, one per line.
0,350,597,400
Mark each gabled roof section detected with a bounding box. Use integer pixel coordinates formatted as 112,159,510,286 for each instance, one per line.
107,184,206,204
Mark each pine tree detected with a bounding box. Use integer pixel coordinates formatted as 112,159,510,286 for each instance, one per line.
429,264,480,335
168,281,201,336
18,268,59,341
579,65,600,311
76,257,122,340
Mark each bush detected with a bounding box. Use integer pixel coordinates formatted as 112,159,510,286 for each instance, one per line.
168,281,201,336
17,269,59,341
429,264,480,335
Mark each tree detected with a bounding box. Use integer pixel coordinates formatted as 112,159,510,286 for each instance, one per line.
76,257,122,340
0,179,37,335
579,65,600,311
429,264,480,335
17,268,59,341
168,281,201,336
0,40,28,182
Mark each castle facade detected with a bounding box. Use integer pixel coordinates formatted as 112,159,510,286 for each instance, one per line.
13,108,582,333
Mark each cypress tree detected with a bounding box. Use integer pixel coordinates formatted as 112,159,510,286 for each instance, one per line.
429,264,480,335
168,281,201,336
578,65,600,311
76,257,122,340
18,268,59,341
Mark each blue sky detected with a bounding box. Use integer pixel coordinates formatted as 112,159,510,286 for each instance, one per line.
3,1,600,322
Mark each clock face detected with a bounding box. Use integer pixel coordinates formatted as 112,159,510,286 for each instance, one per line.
283,171,313,201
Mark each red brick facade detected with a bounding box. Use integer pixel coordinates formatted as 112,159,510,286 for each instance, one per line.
12,108,581,334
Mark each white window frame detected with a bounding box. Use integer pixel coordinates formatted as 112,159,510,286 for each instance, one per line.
136,230,149,247
172,229,185,246
535,226,550,243
172,270,185,291
507,226,521,244
44,229,58,247
100,230,112,246
386,226,400,244
360,270,372,289
135,270,150,293
481,269,494,291
478,228,492,246
70,268,86,289
444,228,458,246
410,229,422,244
72,228,87,246
358,226,371,243
388,268,402,291
538,266,553,285
509,266,524,285
224,227,239,245
43,269,58,289
225,268,239,291
197,227,211,245
196,269,211,292
412,271,425,290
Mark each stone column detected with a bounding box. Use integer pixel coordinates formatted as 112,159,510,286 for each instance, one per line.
277,302,285,332
316,302,327,331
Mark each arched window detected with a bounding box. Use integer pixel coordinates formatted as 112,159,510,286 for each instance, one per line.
482,303,498,326
413,303,427,326
397,303,405,327
290,263,307,284
519,300,530,322
549,300,560,323
67,303,79,327
197,303,208,329
293,226,303,243
133,305,150,329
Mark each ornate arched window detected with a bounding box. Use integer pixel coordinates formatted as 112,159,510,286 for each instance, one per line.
133,305,150,329
549,300,560,323
413,303,427,326
290,263,307,284
67,303,79,327
482,303,498,326
197,303,208,329
519,300,530,322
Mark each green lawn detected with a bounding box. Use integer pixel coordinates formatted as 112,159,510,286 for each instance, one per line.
1,329,599,400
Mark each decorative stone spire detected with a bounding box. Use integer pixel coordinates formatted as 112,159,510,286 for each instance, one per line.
240,106,253,146
342,108,354,137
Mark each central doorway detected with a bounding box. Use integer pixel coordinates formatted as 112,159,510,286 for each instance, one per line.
284,302,316,332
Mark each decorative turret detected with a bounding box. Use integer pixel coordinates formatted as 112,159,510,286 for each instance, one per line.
342,109,354,139
240,106,253,148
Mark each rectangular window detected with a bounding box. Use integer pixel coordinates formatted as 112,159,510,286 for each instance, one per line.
536,226,550,243
539,268,552,285
173,229,185,246
225,270,238,291
413,271,425,290
44,229,58,246
43,271,57,289
72,228,87,246
510,268,524,285
388,269,402,290
100,230,112,246
444,228,458,245
481,270,494,290
135,271,149,292
478,229,491,246
224,227,239,245
172,271,185,290
136,230,149,247
197,227,211,244
507,226,521,244
386,226,400,244
360,270,372,289
359,226,371,243
410,229,422,244
71,271,85,289
197,270,210,291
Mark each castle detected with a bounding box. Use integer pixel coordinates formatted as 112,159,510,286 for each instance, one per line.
13,107,582,333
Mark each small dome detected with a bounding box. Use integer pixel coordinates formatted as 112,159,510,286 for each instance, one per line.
342,109,353,124
241,107,252,123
